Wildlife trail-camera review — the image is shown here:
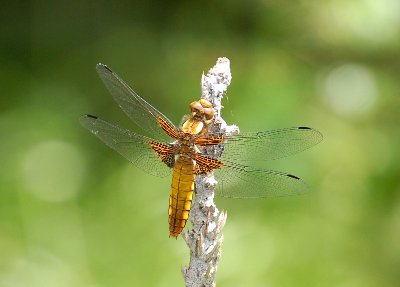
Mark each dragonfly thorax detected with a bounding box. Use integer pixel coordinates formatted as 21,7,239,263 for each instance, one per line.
174,135,198,160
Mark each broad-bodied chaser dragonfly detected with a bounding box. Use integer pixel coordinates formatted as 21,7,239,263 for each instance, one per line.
80,64,322,238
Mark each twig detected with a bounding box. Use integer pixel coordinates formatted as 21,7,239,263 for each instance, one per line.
182,58,239,287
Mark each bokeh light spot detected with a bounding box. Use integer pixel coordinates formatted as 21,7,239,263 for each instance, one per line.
320,64,378,117
21,140,86,202
2,250,94,287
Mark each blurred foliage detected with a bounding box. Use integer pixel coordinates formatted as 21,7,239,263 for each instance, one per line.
1,1,400,286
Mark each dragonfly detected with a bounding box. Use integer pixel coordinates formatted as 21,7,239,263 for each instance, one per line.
80,64,323,238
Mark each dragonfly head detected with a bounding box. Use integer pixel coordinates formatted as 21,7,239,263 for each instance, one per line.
189,99,214,122
180,99,214,133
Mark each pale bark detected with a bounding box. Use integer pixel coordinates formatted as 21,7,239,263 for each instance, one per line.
182,57,239,287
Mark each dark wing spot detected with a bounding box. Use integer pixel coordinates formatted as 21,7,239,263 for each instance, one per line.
298,127,311,130
97,63,113,73
86,114,98,119
287,174,300,180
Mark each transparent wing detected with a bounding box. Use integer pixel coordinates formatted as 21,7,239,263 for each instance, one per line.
80,114,172,177
96,63,178,142
214,160,308,198
220,127,323,162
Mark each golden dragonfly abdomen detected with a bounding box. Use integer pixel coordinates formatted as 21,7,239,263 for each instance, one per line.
169,157,195,238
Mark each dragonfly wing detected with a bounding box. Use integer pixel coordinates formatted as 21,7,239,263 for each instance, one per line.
214,160,308,198
96,63,177,142
80,114,172,178
221,127,323,162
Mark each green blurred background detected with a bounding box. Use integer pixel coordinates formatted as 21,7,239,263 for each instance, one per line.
1,1,399,286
